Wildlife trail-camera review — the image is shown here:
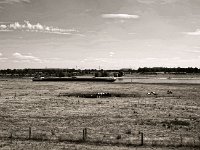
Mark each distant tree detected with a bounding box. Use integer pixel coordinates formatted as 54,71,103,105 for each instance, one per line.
56,71,65,77
101,71,109,77
118,71,124,77
94,72,100,77
113,73,118,77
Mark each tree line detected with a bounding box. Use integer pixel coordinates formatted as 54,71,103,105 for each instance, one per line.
137,67,200,73
0,67,199,78
0,68,124,77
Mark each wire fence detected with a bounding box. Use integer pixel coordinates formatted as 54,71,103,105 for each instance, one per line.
0,127,200,148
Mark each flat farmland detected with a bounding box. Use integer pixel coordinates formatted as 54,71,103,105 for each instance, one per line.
0,78,200,150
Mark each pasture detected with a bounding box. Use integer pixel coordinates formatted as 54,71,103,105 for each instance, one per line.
0,78,200,149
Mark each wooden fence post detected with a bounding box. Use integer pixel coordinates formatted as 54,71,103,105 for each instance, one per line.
83,128,87,141
140,132,144,146
193,137,196,147
83,128,85,141
10,131,13,143
180,134,183,146
29,127,31,140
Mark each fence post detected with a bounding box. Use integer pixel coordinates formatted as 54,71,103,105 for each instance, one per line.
83,128,85,141
193,137,196,147
140,132,144,146
29,127,31,140
83,128,87,142
180,134,183,146
10,131,13,143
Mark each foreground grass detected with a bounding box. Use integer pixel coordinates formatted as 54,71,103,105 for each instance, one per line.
1,140,200,150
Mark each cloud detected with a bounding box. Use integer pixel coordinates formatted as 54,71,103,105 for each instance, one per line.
109,52,115,57
101,14,139,19
184,29,200,35
81,57,107,63
0,29,13,32
128,33,136,35
137,0,156,4
13,52,42,63
184,50,200,53
12,53,65,64
0,58,8,63
0,25,7,29
137,0,179,4
0,20,78,35
0,25,13,31
0,0,30,11
0,57,8,60
0,0,30,4
0,53,8,62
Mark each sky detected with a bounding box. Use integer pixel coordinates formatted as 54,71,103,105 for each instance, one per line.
0,0,200,69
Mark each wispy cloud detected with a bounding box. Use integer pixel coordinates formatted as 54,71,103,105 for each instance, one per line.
137,0,179,4
0,29,13,32
0,58,8,63
12,52,65,63
0,21,78,35
137,0,156,4
81,57,107,63
101,14,139,19
0,57,8,60
184,29,200,36
109,52,115,57
184,50,200,53
128,32,136,35
0,0,30,4
13,52,42,63
0,53,8,62
0,25,7,29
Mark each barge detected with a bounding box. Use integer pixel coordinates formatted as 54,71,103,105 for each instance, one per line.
32,76,116,82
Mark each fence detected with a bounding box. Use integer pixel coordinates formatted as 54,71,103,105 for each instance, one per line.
0,127,199,148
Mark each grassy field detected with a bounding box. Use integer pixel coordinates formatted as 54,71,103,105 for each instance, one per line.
0,78,200,149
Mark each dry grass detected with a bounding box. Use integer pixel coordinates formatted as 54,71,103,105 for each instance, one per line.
0,78,200,149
